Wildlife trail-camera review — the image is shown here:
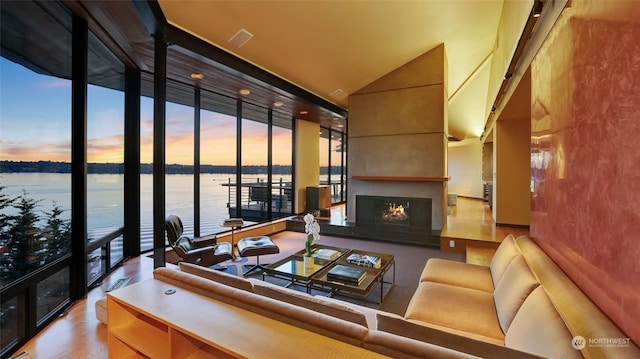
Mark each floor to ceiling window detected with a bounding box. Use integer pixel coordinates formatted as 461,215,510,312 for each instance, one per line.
0,55,73,357
330,131,345,203
200,90,237,233
165,80,195,239
241,103,269,222
0,1,73,355
140,92,154,252
272,112,294,219
319,127,346,204
319,127,331,189
86,31,126,285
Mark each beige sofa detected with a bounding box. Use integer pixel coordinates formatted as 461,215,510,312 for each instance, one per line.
151,261,539,359
404,235,640,359
99,235,640,358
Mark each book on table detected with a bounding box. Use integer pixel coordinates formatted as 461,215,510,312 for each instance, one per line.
327,265,367,285
346,253,381,269
313,248,340,260
223,218,244,227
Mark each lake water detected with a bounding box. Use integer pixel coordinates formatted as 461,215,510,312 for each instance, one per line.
0,172,290,251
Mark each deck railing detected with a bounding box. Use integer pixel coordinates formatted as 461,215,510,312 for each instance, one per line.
223,177,293,220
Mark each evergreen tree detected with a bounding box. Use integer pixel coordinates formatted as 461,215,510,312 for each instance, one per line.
0,186,19,286
0,186,18,238
4,191,42,283
43,204,71,263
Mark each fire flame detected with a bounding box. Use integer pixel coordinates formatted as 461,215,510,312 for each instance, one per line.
382,202,408,221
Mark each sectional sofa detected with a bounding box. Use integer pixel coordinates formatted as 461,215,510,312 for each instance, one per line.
100,235,640,358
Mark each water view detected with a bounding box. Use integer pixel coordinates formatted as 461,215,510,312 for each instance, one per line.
0,172,293,251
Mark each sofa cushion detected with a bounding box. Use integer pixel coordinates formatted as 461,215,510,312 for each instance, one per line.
179,262,254,292
490,234,520,287
406,319,505,346
405,281,505,342
505,287,581,359
230,287,369,347
250,278,368,328
95,297,107,325
311,293,397,329
377,313,541,359
420,258,494,292
154,266,240,303
493,255,539,334
364,330,483,359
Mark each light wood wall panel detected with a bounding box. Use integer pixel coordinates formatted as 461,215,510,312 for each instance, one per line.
294,119,319,213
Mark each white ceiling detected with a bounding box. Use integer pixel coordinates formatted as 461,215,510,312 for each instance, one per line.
158,0,526,140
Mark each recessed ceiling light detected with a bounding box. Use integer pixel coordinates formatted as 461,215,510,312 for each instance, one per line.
190,73,204,80
338,124,344,128
274,101,283,107
533,0,543,17
299,110,308,115
239,89,251,95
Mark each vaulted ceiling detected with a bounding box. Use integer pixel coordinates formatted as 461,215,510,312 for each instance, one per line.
157,0,533,140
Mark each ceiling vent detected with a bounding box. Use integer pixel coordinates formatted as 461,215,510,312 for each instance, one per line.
228,28,253,48
329,89,344,97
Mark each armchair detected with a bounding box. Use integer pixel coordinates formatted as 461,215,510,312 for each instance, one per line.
165,215,233,267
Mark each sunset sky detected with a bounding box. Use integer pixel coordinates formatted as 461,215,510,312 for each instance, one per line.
1,57,306,167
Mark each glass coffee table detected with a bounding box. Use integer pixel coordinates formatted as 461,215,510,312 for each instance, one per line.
261,244,349,291
262,245,395,304
311,249,395,304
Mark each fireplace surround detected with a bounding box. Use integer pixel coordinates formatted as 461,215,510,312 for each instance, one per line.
354,195,435,246
285,194,438,247
356,195,431,229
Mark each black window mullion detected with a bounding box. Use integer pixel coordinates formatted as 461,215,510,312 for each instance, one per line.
291,117,297,214
267,110,273,220
152,35,167,268
328,128,332,189
194,88,201,236
70,14,88,299
341,132,346,202
235,100,242,218
124,67,141,258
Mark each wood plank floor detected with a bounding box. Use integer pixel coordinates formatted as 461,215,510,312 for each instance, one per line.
440,196,529,251
12,256,162,359
12,196,527,358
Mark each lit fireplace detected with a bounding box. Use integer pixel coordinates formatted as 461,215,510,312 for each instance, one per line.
354,195,434,246
382,202,409,222
356,195,430,229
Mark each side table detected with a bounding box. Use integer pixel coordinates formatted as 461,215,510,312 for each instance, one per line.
223,218,247,263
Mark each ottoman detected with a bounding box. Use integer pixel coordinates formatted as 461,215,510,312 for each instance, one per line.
237,236,279,276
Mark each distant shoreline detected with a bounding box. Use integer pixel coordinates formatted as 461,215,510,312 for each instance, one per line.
0,160,297,175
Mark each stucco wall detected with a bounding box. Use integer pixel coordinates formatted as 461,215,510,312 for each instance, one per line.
347,44,448,230
530,2,640,344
